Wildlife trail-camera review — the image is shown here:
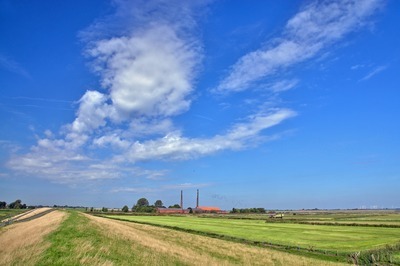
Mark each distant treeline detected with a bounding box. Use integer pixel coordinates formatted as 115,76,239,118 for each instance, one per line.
231,208,266,213
0,199,30,209
87,198,182,213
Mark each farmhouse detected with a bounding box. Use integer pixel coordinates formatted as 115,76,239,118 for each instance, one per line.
193,206,226,213
155,189,225,214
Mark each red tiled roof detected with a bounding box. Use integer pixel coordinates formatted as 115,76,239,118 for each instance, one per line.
197,206,221,211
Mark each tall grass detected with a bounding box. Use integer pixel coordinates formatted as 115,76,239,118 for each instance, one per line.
0,210,66,265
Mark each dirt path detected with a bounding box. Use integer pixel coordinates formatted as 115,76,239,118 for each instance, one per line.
0,210,66,266
86,214,345,265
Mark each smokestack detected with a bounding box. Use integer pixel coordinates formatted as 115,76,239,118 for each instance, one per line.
196,189,199,208
180,190,183,209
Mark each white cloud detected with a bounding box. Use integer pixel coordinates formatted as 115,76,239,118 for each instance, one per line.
116,108,296,162
267,80,298,93
110,187,159,193
163,182,211,190
69,90,113,134
92,133,131,150
215,0,383,93
111,182,211,193
128,118,174,138
359,65,387,81
89,25,200,117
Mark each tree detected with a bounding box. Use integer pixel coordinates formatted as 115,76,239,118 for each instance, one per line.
0,201,6,209
8,199,22,209
102,207,108,212
136,198,149,207
154,200,163,208
168,204,181,208
122,205,129,212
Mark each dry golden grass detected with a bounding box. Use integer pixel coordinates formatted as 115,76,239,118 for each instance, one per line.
1,207,53,223
13,207,53,222
86,214,346,266
0,210,66,266
0,210,32,223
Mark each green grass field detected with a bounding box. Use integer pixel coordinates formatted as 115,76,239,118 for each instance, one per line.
105,215,400,253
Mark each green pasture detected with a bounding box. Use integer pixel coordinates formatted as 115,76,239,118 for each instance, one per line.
106,215,400,253
200,211,400,226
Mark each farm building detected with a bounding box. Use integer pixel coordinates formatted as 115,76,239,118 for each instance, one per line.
193,206,227,214
156,189,226,214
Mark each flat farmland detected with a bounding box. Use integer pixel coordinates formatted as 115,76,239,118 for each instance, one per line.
105,215,400,253
6,211,342,265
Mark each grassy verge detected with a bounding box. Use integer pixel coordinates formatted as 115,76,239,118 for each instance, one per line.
0,210,66,265
38,211,182,265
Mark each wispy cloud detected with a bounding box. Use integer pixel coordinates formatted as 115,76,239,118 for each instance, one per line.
1,96,75,111
5,96,74,104
0,54,31,79
359,65,387,81
111,182,212,193
267,79,299,93
215,0,383,93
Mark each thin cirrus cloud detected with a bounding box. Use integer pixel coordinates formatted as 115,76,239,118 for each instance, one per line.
215,0,383,94
111,182,211,193
5,0,383,185
359,65,388,81
0,54,31,79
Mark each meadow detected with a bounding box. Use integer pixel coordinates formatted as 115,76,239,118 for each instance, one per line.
105,215,400,252
199,210,400,226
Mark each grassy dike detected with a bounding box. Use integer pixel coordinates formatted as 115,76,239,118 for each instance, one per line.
38,211,181,265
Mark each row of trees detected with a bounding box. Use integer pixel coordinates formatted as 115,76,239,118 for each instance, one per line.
87,198,182,213
0,199,28,209
130,198,181,213
231,208,266,213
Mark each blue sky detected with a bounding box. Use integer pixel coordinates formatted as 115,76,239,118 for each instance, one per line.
1,0,399,210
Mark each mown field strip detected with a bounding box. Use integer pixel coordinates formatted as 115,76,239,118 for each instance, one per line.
106,215,400,252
